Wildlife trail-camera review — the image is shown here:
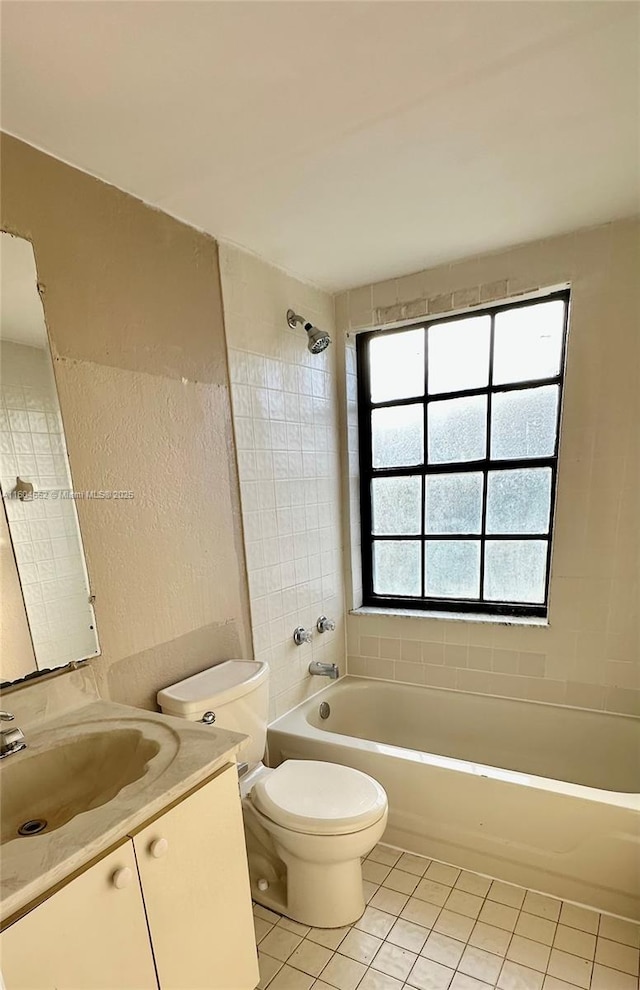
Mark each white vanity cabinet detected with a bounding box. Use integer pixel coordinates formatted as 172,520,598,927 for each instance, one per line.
133,759,258,990
0,841,157,990
1,764,259,990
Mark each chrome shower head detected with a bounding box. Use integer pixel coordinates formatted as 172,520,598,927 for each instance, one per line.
305,324,332,354
286,309,332,354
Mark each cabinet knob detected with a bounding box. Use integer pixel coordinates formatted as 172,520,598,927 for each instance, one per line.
149,837,169,859
112,867,133,889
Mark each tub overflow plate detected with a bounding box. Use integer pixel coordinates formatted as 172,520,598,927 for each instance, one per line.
319,702,330,720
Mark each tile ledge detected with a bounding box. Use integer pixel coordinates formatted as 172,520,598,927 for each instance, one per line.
351,606,548,629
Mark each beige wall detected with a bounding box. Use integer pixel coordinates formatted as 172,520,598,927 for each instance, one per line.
219,245,344,720
1,134,252,709
336,218,640,716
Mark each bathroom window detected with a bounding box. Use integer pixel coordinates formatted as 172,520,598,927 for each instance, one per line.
356,290,570,617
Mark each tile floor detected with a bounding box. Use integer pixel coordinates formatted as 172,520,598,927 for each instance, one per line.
253,844,640,990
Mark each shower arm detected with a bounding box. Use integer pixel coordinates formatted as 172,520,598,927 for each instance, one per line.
286,310,306,330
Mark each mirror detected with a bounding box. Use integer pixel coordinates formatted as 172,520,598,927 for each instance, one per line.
0,232,100,682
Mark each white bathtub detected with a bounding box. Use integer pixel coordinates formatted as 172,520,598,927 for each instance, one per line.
268,676,640,920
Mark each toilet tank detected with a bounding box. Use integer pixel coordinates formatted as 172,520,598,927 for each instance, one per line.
157,660,269,766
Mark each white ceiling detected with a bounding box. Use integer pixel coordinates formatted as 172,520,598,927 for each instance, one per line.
1,2,638,291
0,234,48,349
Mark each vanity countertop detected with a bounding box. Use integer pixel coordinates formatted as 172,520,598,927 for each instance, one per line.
0,696,246,926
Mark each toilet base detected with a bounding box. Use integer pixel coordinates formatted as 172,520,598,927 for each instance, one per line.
249,848,366,928
243,797,388,929
250,876,289,919
280,853,365,928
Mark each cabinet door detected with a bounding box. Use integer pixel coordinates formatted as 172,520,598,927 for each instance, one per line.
133,764,258,990
1,841,158,990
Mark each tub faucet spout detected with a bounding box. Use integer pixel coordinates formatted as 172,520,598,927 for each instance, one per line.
0,711,26,760
308,661,339,679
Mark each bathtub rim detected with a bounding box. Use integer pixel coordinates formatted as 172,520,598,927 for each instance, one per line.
268,675,639,811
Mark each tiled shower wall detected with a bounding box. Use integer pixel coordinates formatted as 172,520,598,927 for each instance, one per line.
0,340,98,667
219,245,344,720
335,218,640,716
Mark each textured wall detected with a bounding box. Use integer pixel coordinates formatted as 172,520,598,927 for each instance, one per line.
219,245,344,720
336,219,640,716
0,134,252,709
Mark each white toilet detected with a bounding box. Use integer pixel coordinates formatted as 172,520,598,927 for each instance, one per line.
158,660,388,928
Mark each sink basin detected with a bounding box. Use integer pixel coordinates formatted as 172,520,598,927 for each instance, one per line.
0,692,245,926
1,729,161,843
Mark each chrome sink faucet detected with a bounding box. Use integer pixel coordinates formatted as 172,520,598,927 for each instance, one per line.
0,711,27,759
308,661,339,679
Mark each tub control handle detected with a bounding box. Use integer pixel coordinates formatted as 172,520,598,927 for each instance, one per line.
149,838,169,859
293,627,312,646
112,867,133,889
317,616,336,634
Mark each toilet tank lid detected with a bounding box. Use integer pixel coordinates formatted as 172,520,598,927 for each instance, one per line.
157,660,268,716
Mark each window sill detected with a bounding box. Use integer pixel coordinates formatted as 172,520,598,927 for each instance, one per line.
351,606,548,628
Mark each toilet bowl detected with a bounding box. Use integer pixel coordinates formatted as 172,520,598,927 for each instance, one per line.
158,660,389,928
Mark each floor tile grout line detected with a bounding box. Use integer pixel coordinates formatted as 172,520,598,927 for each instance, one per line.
258,914,622,988
254,845,639,990
257,903,638,989
261,929,639,990
369,843,639,931
258,939,635,990
377,848,640,964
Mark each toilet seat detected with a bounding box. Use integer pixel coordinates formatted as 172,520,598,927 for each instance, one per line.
250,760,387,835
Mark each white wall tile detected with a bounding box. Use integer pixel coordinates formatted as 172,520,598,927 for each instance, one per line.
1,341,97,667
220,244,344,720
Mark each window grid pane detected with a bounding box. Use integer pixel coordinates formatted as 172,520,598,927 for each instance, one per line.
425,540,481,599
359,292,568,614
426,473,483,534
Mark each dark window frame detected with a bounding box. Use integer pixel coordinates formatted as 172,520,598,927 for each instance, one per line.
356,289,570,618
